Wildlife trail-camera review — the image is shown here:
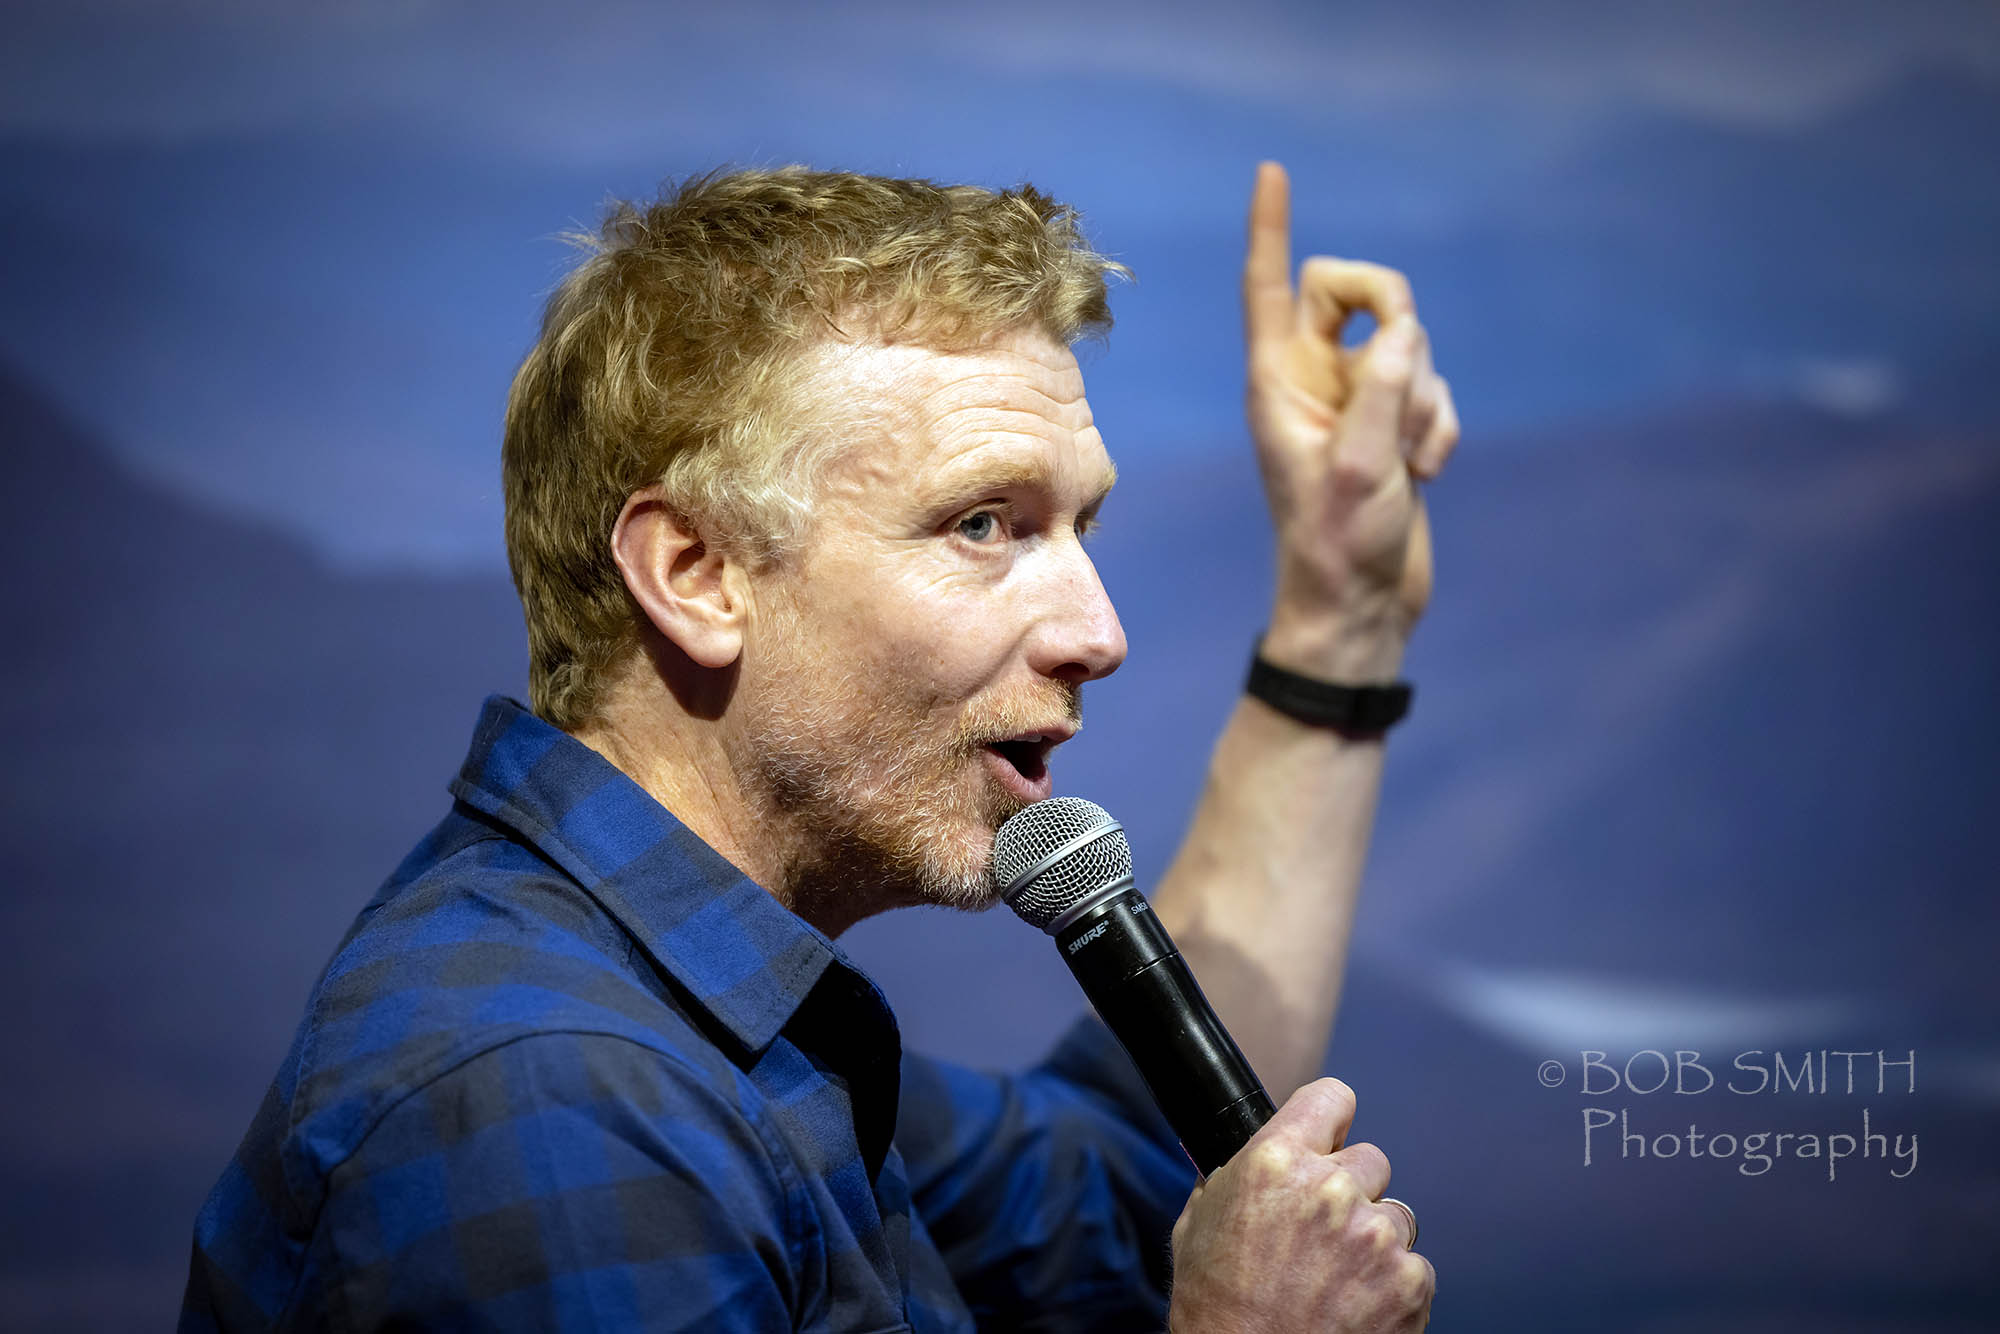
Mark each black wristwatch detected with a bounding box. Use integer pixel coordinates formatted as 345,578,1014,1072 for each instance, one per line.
1244,645,1413,737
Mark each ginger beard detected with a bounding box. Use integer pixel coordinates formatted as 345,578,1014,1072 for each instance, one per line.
729,585,1080,926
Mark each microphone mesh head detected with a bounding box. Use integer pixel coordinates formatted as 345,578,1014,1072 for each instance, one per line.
991,797,1132,931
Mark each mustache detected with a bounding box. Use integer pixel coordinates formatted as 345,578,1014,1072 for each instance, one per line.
954,682,1083,749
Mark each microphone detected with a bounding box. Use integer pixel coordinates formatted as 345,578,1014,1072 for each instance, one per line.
992,797,1276,1177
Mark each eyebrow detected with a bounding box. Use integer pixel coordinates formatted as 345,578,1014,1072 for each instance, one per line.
930,455,1118,511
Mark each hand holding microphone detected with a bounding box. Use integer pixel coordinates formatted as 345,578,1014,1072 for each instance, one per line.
995,797,1433,1332
1166,1078,1433,1333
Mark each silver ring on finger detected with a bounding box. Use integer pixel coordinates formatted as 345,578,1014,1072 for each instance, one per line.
1379,1196,1418,1251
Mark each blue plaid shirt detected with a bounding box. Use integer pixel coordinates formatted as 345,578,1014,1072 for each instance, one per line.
182,695,1195,1331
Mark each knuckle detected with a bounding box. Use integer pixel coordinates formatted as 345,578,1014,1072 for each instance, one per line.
1367,346,1416,388
1316,1169,1363,1215
1331,464,1379,503
1342,1161,1398,1219
1401,1253,1437,1301
1244,1140,1297,1182
1351,260,1414,307
1358,1211,1401,1253
1346,1140,1391,1177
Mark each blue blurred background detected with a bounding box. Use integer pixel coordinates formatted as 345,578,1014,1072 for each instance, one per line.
4,2,1997,1328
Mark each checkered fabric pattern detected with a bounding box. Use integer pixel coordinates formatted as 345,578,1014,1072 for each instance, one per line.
181,695,1195,1331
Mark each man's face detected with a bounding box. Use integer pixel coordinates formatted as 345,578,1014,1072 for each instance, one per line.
728,325,1126,926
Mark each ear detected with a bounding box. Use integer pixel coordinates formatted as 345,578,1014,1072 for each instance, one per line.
611,486,749,671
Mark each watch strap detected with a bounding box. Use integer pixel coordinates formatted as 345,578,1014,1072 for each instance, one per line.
1245,649,1413,736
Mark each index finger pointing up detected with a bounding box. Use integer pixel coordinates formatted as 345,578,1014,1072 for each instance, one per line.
1243,160,1294,349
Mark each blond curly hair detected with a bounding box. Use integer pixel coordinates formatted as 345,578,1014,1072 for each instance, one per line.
502,165,1129,730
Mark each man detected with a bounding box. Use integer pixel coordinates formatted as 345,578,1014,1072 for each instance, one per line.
183,161,1457,1331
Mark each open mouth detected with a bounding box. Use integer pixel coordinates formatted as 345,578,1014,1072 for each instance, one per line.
986,737,1054,784
979,720,1076,793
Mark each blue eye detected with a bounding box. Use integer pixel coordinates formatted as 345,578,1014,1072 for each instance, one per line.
956,510,1003,543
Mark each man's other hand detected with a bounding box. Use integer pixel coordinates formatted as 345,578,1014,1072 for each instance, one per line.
1242,160,1460,683
1166,1078,1433,1332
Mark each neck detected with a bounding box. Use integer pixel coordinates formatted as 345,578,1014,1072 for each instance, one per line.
570,658,910,938
569,665,785,908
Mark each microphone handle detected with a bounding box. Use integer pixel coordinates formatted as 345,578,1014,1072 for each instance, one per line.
1053,887,1276,1177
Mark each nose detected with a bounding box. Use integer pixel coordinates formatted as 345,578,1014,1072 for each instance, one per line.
1028,541,1127,686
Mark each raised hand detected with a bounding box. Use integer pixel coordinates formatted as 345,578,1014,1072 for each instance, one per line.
1242,161,1460,681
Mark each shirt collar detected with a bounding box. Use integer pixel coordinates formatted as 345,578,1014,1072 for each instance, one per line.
447,694,861,1058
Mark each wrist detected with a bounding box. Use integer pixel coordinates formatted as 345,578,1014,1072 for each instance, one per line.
1259,607,1408,681
1246,644,1413,737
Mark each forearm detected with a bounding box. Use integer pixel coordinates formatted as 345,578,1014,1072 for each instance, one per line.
1149,619,1399,1098
1154,158,1455,1110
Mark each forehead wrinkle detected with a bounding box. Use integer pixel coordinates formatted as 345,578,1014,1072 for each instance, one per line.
913,368,1091,429
907,370,1103,499
927,402,1090,449
807,331,1102,508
